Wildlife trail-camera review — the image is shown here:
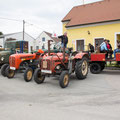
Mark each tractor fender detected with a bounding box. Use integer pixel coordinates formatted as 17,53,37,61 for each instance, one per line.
74,53,89,60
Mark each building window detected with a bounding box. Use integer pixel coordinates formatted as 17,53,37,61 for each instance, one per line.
76,40,84,51
94,38,104,49
36,46,39,50
42,37,45,42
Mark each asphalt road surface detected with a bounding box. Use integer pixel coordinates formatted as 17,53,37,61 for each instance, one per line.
0,69,120,120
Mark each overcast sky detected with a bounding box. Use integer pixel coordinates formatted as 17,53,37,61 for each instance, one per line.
0,0,102,38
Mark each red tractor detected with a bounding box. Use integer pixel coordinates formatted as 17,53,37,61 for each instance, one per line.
5,49,44,82
89,53,120,74
34,40,89,88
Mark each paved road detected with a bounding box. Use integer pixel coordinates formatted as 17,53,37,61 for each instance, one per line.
0,69,120,120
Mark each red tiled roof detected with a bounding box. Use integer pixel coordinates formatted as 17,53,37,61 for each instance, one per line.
44,31,60,43
62,0,120,27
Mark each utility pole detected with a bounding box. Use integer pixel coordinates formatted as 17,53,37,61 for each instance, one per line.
23,20,25,41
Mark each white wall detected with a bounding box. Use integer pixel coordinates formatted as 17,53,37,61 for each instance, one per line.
0,32,35,53
35,31,56,50
0,38,4,48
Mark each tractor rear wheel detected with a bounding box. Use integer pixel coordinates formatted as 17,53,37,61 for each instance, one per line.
101,63,105,71
34,68,45,84
1,64,9,77
6,66,15,78
75,57,88,80
59,71,69,88
24,67,33,82
90,63,101,74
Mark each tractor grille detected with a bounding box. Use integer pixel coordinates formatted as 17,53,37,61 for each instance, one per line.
9,56,15,67
41,60,50,70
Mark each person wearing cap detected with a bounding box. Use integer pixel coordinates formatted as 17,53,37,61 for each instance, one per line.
58,32,68,50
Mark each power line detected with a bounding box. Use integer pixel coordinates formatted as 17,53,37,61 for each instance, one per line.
0,16,51,34
25,22,45,31
0,17,22,22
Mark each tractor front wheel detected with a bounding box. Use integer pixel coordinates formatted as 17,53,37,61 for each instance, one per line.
59,71,69,88
34,68,45,84
90,63,101,74
1,64,9,77
75,57,88,80
6,66,15,78
24,67,33,82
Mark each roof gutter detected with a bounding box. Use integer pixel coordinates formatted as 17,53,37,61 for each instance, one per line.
65,19,120,28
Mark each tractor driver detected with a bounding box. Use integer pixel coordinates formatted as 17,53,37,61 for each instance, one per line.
58,32,68,50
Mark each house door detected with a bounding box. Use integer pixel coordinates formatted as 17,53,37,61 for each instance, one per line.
95,38,104,49
76,40,84,51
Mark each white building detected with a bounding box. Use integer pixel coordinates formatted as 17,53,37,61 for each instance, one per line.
0,32,35,53
35,31,60,50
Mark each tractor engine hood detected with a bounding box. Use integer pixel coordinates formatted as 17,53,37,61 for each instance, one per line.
9,53,37,70
41,53,69,61
0,51,11,56
10,53,36,60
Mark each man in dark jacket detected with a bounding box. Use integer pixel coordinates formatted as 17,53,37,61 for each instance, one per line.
88,43,94,53
58,32,68,49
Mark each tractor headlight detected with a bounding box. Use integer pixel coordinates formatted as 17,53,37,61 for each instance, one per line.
38,64,40,67
1,57,4,61
56,65,61,70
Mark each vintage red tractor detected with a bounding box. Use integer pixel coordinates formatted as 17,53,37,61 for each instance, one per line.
34,40,89,88
5,49,44,82
89,53,120,74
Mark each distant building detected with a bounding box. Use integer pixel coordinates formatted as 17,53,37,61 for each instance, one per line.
0,32,35,52
62,0,120,51
35,31,60,50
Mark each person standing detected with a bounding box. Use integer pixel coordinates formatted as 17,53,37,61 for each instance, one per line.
58,32,68,50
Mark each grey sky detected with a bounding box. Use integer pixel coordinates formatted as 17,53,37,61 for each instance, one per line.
0,0,102,38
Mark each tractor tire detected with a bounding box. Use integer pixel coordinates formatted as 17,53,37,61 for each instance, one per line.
75,57,88,80
90,63,101,74
1,64,9,77
34,68,45,84
59,71,69,88
101,63,105,71
24,67,33,82
6,65,15,78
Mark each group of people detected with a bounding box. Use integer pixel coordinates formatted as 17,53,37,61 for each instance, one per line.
100,39,120,59
58,32,120,59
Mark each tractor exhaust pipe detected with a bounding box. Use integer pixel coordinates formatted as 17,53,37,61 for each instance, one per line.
63,39,65,61
48,40,53,56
